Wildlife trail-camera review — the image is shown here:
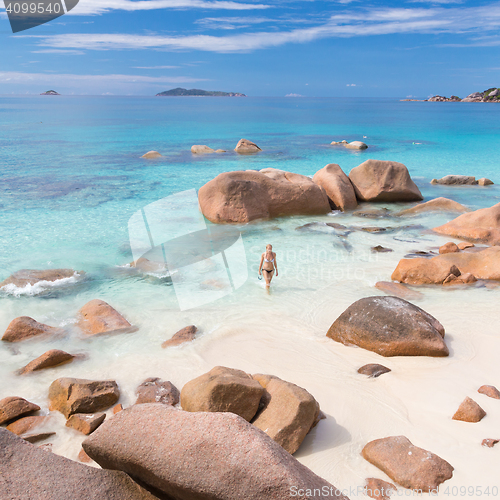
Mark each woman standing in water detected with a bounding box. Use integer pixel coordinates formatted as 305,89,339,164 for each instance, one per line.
259,244,278,288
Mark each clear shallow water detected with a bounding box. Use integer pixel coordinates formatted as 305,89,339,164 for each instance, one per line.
1,96,500,494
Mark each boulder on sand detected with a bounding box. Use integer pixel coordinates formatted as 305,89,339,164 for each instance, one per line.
135,377,180,406
433,202,500,246
78,299,132,335
0,428,157,500
191,145,215,154
19,349,75,374
234,138,261,154
162,325,197,348
198,168,330,223
82,403,346,500
49,378,120,418
478,385,500,399
348,160,423,202
312,164,358,211
141,151,162,159
326,296,448,357
0,396,40,425
452,397,486,423
397,197,469,216
431,175,477,185
251,374,320,454
362,436,453,492
181,366,264,422
358,364,391,378
0,268,81,289
392,246,500,283
364,478,397,500
2,316,61,343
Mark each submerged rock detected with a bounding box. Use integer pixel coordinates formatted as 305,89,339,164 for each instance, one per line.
433,202,500,246
452,397,486,423
49,378,120,418
0,428,157,500
431,175,477,185
6,415,51,435
135,378,180,406
478,385,500,399
19,349,75,374
358,364,391,378
397,197,469,215
234,138,261,154
181,366,264,422
326,296,448,357
364,478,397,500
82,404,345,500
141,151,162,158
0,268,81,289
191,145,215,154
0,396,40,425
372,246,393,253
348,160,423,202
2,317,62,343
198,168,330,223
78,299,132,335
375,281,423,300
251,374,320,454
362,436,453,492
312,163,357,211
162,325,197,348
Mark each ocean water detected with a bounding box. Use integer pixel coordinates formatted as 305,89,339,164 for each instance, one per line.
1,96,500,495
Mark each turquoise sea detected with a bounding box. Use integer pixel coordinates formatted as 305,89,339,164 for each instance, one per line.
1,96,500,491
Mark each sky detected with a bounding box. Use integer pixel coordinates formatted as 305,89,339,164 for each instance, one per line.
1,0,500,96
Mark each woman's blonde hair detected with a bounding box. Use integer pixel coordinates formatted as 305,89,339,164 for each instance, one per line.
266,244,272,250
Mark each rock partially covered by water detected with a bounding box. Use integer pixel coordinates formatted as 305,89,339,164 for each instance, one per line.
0,428,157,500
452,397,486,423
162,325,198,348
434,202,500,246
83,404,345,500
234,138,261,154
191,145,215,154
397,197,469,216
6,415,51,436
251,374,321,454
198,169,330,223
431,175,477,185
375,281,423,301
181,366,264,422
141,151,162,158
313,163,358,211
0,396,40,425
362,436,453,492
478,178,494,186
0,268,81,289
327,296,448,357
19,349,75,374
348,160,423,202
345,141,368,150
49,378,120,418
2,317,62,343
78,299,132,335
135,378,180,406
66,413,106,435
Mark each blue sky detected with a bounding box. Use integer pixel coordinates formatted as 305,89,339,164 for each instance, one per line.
1,0,500,96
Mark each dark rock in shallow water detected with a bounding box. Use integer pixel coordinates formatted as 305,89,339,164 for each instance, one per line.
375,281,423,301
371,245,393,253
0,269,82,289
0,396,40,425
358,364,391,378
162,325,198,348
19,349,75,374
2,317,63,343
135,378,180,406
0,428,157,500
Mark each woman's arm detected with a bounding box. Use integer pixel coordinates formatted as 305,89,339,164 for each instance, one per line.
274,253,278,276
258,254,264,275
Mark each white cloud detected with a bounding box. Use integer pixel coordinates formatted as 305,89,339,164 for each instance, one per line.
133,65,181,68
346,83,356,86
195,16,273,30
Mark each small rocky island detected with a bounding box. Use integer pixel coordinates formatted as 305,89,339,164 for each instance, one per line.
156,87,246,97
40,90,60,96
425,88,499,102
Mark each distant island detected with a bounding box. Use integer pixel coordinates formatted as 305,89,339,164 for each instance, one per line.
156,88,246,97
402,88,500,103
40,90,60,96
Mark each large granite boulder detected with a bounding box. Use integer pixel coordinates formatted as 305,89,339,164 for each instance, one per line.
198,168,330,223
83,404,346,500
392,246,500,283
326,296,448,357
433,202,500,246
135,377,180,406
431,175,477,185
362,436,453,492
251,374,320,454
78,299,132,335
348,160,423,202
234,138,261,153
312,164,358,211
397,197,469,216
0,396,40,425
0,269,81,289
181,366,264,421
49,378,120,418
2,317,62,343
0,428,157,500
19,349,75,374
